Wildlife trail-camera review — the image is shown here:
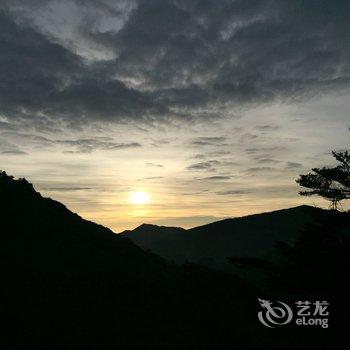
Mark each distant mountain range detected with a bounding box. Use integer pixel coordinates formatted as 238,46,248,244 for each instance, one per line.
121,205,326,269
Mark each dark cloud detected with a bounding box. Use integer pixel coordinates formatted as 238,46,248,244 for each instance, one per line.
0,11,82,119
216,189,251,196
0,139,26,155
150,138,172,147
240,132,259,140
95,0,350,107
201,175,231,181
191,150,231,159
52,79,169,122
192,154,207,160
73,0,133,18
257,158,281,164
145,162,164,168
1,0,350,126
1,150,27,155
141,176,164,180
255,125,280,131
1,132,54,148
187,159,238,172
0,121,18,131
245,146,287,155
42,187,93,191
0,0,51,9
286,161,302,169
58,138,141,153
244,166,277,174
0,9,169,126
0,131,141,153
190,137,227,146
186,160,220,171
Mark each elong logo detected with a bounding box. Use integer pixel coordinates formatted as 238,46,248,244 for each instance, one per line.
258,299,329,328
258,299,293,328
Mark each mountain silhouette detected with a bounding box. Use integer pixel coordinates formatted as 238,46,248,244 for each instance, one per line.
121,205,327,269
1,171,346,349
0,171,263,349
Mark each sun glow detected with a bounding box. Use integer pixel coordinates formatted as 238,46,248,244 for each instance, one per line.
130,191,150,205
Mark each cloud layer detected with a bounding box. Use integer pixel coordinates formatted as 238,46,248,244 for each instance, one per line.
0,0,349,127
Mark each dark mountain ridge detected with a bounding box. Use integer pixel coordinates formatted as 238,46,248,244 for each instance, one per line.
0,171,262,349
121,205,327,267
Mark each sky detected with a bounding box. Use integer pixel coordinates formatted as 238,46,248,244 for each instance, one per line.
0,0,349,231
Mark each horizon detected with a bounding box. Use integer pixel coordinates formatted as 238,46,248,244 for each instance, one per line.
0,169,336,232
1,1,349,231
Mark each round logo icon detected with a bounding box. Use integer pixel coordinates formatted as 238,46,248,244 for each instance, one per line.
258,298,293,328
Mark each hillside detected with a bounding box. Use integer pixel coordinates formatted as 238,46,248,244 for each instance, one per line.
1,171,347,348
0,171,260,349
122,205,326,267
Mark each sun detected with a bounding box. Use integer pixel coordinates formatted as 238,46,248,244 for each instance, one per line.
130,191,150,205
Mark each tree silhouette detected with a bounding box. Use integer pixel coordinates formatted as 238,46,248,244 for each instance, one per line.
296,150,350,210
231,211,349,287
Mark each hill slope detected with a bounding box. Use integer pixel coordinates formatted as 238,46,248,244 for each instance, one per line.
122,206,326,267
0,171,261,349
1,171,345,349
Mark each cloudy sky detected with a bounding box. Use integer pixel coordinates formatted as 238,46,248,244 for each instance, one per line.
1,0,349,231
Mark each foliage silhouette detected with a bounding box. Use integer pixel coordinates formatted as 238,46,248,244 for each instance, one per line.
229,209,350,346
296,150,350,209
